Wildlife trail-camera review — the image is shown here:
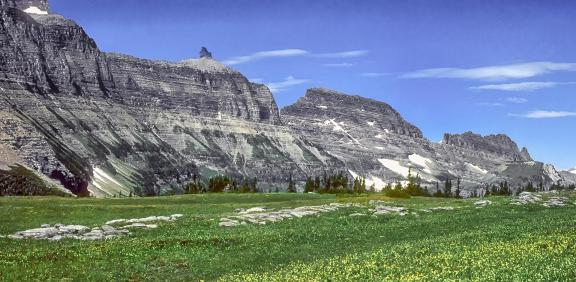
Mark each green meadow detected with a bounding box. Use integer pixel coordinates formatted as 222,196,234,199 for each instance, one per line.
1,193,575,281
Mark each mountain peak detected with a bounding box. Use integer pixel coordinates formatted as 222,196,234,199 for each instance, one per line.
282,88,424,138
443,132,532,161
1,0,50,14
199,47,212,59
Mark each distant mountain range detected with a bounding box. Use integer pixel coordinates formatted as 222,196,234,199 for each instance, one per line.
0,0,573,196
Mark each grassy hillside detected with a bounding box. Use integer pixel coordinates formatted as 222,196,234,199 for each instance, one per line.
0,193,575,281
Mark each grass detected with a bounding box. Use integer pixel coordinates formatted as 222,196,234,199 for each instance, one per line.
0,193,575,281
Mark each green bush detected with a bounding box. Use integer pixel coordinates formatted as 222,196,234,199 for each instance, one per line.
0,165,69,196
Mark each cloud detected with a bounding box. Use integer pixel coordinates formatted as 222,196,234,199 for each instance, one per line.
509,110,576,119
477,102,504,107
324,63,355,67
402,62,576,81
223,49,309,65
314,50,369,58
361,72,392,77
266,76,310,93
249,78,263,83
223,49,369,65
505,97,528,104
470,81,576,91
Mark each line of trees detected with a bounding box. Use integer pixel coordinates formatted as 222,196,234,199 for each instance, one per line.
302,171,370,194
185,175,258,194
184,169,576,198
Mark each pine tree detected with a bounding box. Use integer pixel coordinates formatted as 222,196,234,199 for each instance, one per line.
304,177,314,193
454,177,461,198
443,179,452,198
287,173,296,193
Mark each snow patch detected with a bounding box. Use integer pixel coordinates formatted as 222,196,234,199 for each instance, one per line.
375,146,384,150
367,121,375,127
466,163,488,175
93,167,124,188
378,159,410,177
409,154,433,174
569,168,576,175
317,105,328,109
349,170,387,191
375,134,384,139
323,119,345,132
24,6,48,15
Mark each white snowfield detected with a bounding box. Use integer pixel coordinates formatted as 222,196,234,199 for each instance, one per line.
466,163,488,174
92,167,125,191
569,168,576,175
408,154,433,174
349,170,386,191
378,159,410,177
24,6,48,15
367,121,375,127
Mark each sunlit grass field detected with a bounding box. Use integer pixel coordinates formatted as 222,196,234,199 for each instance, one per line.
1,193,575,281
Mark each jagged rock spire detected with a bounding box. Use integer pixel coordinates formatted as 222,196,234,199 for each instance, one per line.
199,47,212,59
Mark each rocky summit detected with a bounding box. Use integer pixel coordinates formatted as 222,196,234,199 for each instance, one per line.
0,0,572,197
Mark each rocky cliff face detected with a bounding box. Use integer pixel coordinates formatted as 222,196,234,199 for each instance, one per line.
443,132,533,162
0,3,337,196
282,88,566,193
282,88,423,138
0,1,569,196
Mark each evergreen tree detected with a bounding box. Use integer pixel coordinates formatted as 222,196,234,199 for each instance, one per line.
369,183,376,193
454,177,461,198
304,177,314,193
443,179,452,198
287,173,296,193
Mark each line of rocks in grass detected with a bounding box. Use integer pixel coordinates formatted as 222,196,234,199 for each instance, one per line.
2,214,184,241
511,191,571,207
219,203,363,227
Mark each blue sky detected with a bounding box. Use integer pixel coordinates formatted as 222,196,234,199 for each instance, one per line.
51,0,576,169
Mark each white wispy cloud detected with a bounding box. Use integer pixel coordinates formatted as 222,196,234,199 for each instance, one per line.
505,97,528,104
314,50,369,58
509,110,576,119
324,63,355,67
223,49,309,65
478,102,505,107
402,62,576,81
361,72,392,77
249,78,263,83
223,49,369,65
266,76,310,93
470,81,576,91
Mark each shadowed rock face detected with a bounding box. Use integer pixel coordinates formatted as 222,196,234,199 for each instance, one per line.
0,2,569,196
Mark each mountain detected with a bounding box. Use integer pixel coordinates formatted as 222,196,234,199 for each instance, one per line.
281,88,563,192
560,168,576,185
0,1,570,196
